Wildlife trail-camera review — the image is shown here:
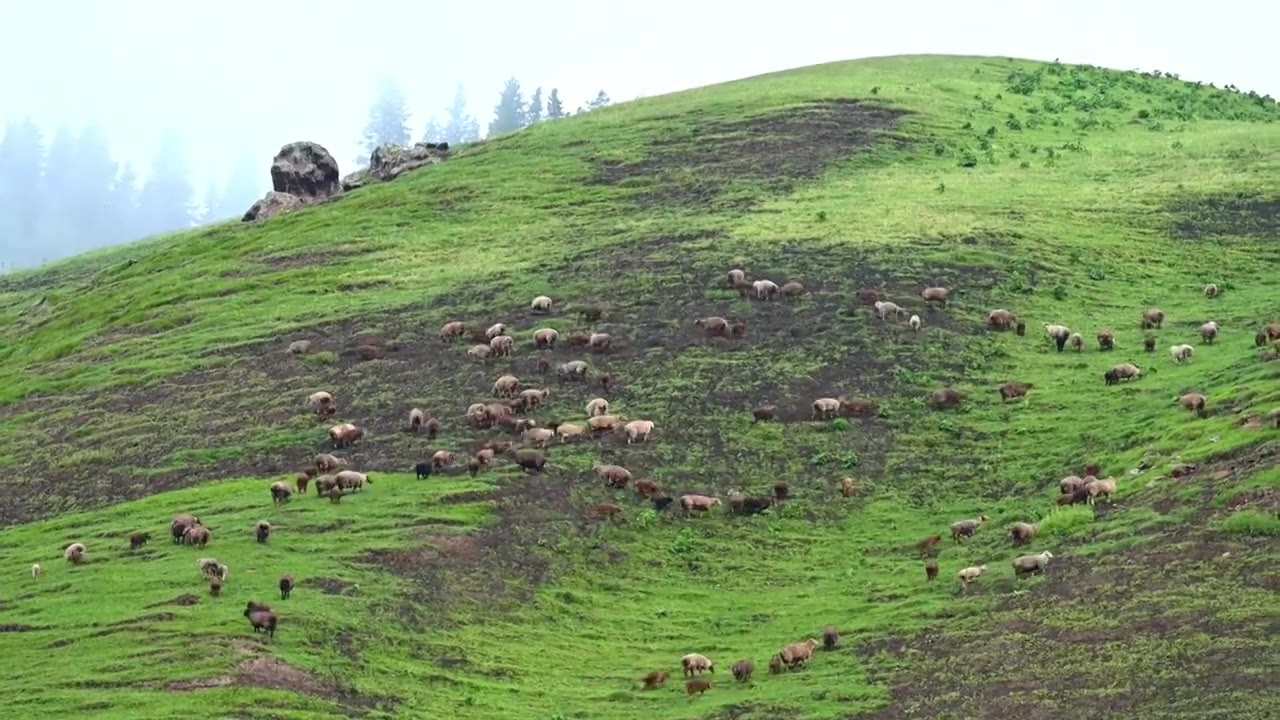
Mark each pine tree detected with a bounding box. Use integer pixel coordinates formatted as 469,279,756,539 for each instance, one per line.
488,77,527,136
420,116,444,144
137,130,194,236
0,118,47,268
586,90,612,111
442,84,481,145
545,88,565,120
38,125,79,256
525,87,544,126
356,75,412,166
109,163,141,242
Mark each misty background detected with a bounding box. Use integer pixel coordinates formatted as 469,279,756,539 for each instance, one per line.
2,0,1276,272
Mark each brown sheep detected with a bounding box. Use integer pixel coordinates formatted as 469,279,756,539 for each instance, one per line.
64,542,87,564
731,659,754,682
209,580,222,597
171,515,199,543
493,374,521,398
244,601,277,639
635,478,662,500
295,472,312,495
588,503,623,521
536,355,551,375
279,574,294,600
1069,333,1084,352
1103,362,1142,385
522,427,555,447
730,321,748,339
313,475,339,496
440,321,465,342
773,482,790,501
1057,487,1091,506
999,382,1033,401
422,417,441,440
779,638,820,669
696,316,729,337
587,414,626,433
129,532,150,550
732,278,755,298
183,525,211,548
915,534,943,556
255,520,271,544
328,423,364,448
1009,521,1037,545
752,405,777,422
1060,475,1089,494
270,481,292,505
822,625,839,651
680,494,721,515
315,453,347,473
839,398,879,417
920,286,950,307
490,335,515,357
511,448,546,473
594,463,632,489
519,388,551,409
986,308,1017,330
686,678,711,696
930,388,966,409
641,671,669,690
533,328,559,349
780,281,807,298
950,515,989,542
485,323,508,340
856,288,881,305
1097,329,1116,351
1143,335,1157,352
1178,392,1207,416
1015,320,1026,336
925,559,939,581
840,477,856,497
431,450,456,470
1142,308,1165,329
768,654,785,675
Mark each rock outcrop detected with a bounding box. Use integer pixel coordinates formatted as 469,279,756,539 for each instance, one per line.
243,142,341,222
341,142,450,191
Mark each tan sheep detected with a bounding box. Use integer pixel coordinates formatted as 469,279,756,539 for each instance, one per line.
680,494,721,515
183,525,212,548
727,269,746,287
874,300,904,320
521,427,555,447
485,323,508,340
64,542,86,564
622,419,655,444
780,281,807,298
315,453,348,473
519,388,551,409
197,557,228,582
1009,521,1037,545
909,314,922,331
812,397,841,420
986,309,1017,330
307,391,336,416
530,295,553,313
270,481,293,504
287,339,313,355
779,638,821,669
752,279,779,300
840,477,856,497
1142,308,1165,329
593,463,633,489
681,653,714,676
1013,551,1054,578
695,316,730,337
1199,320,1219,344
1044,323,1071,352
432,450,456,470
1085,477,1117,504
1069,332,1084,352
1097,329,1116,351
557,360,588,381
335,470,370,492
556,423,586,442
920,287,950,307
489,335,515,357
587,414,626,433
1060,475,1089,495
440,321,465,342
329,423,364,448
1178,392,1207,415
409,408,426,430
588,332,612,353
255,520,271,543
467,343,493,360
586,397,610,417
533,328,559,349
493,374,521,398
957,564,988,584
1104,362,1141,385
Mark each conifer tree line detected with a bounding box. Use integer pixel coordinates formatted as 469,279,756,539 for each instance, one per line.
1,77,611,271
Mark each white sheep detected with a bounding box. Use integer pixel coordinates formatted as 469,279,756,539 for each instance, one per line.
681,653,715,676
31,563,42,579
622,419,655,444
467,344,492,360
812,397,841,419
530,295,553,313
727,269,746,287
1012,551,1054,578
957,564,988,584
1199,320,1219,344
909,314,921,331
752,279,779,300
874,301,903,320
586,397,610,417
1170,344,1195,364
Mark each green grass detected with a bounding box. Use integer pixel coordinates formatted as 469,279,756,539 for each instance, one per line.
0,54,1278,719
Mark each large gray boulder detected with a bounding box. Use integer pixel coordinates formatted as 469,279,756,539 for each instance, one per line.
341,142,450,191
242,191,303,222
270,141,342,200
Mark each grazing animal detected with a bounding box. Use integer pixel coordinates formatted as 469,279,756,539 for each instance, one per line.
623,419,655,444
467,343,492,361
431,451,456,470
532,328,559,350
1104,362,1142,385
536,355,551,375
588,333,613,353
920,286,950,307
696,316,730,337
307,391,337,417
31,563,43,579
822,625,839,650
1200,320,1219,344
1015,320,1026,336
752,405,777,422
530,295,553,313
1058,487,1091,506
731,659,754,682
198,557,228,582
686,678,711,697
856,288,881,305
485,323,508,340
779,638,821,669
1069,332,1084,352
1097,329,1116,350
315,453,347,472
588,503,623,521
209,580,222,597
1203,283,1220,298
295,472,311,495
1171,343,1195,364
772,482,790,501
641,671,669,690
874,300,904,320
493,374,521,398
1084,477,1117,504
1144,335,1157,352
957,564,988,584
768,654,785,675
556,422,586,442
950,515,989,542
1060,475,1090,494
1142,308,1165,329
287,339,314,355
557,360,589,382
840,477,856,497
511,448,547,473
925,559,938,581
329,423,364,448
634,478,662,500
171,514,200,543
270,481,292,505
1178,392,1207,415
812,397,841,419
1009,521,1037,545
999,382,1032,401
279,574,294,600
439,320,465,342
593,463,632,489
1044,324,1071,352
414,462,432,480
752,279,779,300
244,601,277,639
681,653,714,676
1013,551,1054,578
651,496,675,513
916,535,943,556
986,308,1017,330
780,281,806,298
930,388,966,409
680,494,721,515
727,269,746,287
490,335,516,357
183,525,212,548
254,520,271,544
909,314,922,331
129,532,150,550
586,397,610,417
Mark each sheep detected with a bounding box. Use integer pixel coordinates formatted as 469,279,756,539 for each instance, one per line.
680,494,721,515
314,475,339,497
183,525,212,548
999,382,1033,401
129,531,150,550
839,398,878,416
950,514,989,542
682,653,714,676
287,339,313,355
279,574,294,600
588,332,612,353
556,423,586,442
920,286,950,307
536,355,551,374
1203,283,1220,298
328,423,364,448
557,360,588,382
336,470,371,492
986,309,1017,330
1097,329,1116,351
1178,392,1207,416
522,427,555,447
587,503,624,521
493,374,521,398
856,288,881,305
431,450,456,470
768,654,785,675
822,625,839,651
409,408,426,431
641,671,670,690
1104,362,1142,385
915,535,943,556
530,295,553,313
1012,551,1054,578
623,419,655,444
198,557,228,582
1144,336,1157,352
586,397,610,417
599,372,624,392
414,462,432,480
270,481,292,505
930,388,966,409
65,542,86,564
532,328,559,350
1058,487,1091,506
652,496,675,513
484,323,508,340
874,300,904,320
909,314,922,331
1142,308,1165,329
587,414,627,433
467,343,492,360
1263,323,1280,342
1009,521,1037,545
171,515,199,543
731,659,754,682
1200,320,1219,344
686,678,712,696
1069,332,1084,352
727,269,746,287
779,638,820,669
752,279,779,300
315,453,347,473
511,448,546,473
594,463,632,489
957,564,988,584
773,482,790,501
696,316,730,337
780,281,807,298
439,320,465,342
635,478,662,500
255,521,271,544
1060,475,1089,494
840,477,856,497
812,397,841,420
209,580,223,597
1085,477,1117,504
925,559,938,581
1015,320,1026,336
244,601,278,639
31,563,42,579
307,391,336,417
490,335,515,357
519,388,551,409
752,405,777,422
1044,323,1071,352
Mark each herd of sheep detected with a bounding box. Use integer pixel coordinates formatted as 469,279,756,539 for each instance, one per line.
31,266,1279,698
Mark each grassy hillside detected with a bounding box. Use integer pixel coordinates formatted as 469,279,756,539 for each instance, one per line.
1,54,1277,720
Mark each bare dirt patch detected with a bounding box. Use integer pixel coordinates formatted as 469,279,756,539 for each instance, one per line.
146,594,200,608
300,576,353,595
1170,194,1280,240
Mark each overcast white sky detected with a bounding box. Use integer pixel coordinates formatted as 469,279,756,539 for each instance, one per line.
1,0,1276,189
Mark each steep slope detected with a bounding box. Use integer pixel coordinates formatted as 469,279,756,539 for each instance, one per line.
0,55,1277,720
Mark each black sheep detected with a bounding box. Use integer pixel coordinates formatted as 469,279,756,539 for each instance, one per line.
415,462,432,480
